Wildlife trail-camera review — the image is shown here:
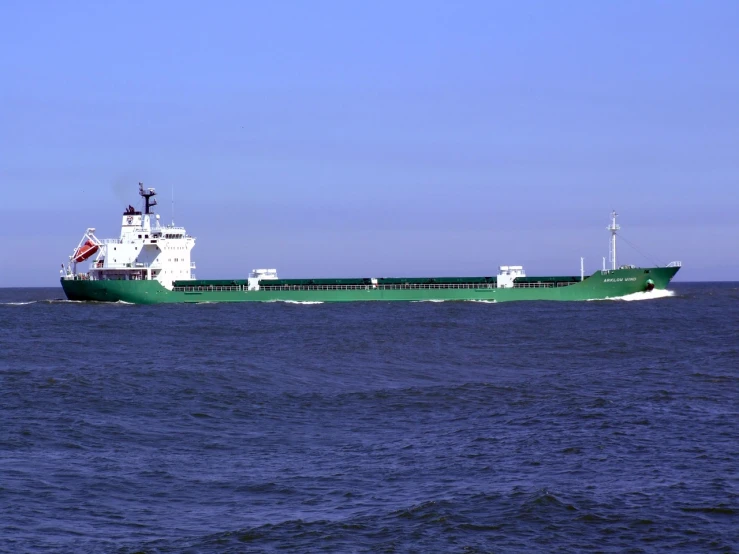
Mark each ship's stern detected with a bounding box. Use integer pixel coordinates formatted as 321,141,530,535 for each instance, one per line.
61,277,169,303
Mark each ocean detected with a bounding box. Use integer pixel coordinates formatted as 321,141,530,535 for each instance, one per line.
1,283,737,553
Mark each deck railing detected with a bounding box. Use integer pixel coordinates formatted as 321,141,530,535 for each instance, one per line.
171,281,580,293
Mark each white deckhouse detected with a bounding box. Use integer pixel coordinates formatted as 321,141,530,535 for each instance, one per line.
63,183,196,289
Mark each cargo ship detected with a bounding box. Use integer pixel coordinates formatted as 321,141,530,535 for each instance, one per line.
60,183,681,304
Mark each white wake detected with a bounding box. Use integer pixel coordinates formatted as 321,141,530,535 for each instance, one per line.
590,289,676,302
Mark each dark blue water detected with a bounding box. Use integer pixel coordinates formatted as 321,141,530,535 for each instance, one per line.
1,283,737,553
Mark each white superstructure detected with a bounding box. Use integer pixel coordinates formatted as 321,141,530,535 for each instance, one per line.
62,183,196,289
248,268,279,291
497,265,525,288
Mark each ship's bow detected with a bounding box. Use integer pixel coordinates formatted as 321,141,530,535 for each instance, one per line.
650,264,681,289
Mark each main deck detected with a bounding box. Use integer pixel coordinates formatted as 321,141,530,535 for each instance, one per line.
171,275,583,293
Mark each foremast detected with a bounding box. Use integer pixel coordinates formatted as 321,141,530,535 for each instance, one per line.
607,210,620,270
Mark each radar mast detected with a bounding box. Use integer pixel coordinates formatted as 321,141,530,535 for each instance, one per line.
139,182,157,214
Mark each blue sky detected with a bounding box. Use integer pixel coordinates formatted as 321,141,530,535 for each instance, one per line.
1,0,737,286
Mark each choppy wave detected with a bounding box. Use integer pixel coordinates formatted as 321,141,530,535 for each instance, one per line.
116,488,738,552
1,282,735,553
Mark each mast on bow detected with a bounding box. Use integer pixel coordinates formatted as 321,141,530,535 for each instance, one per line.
607,210,620,270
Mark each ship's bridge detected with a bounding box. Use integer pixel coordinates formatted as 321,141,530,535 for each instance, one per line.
160,226,187,239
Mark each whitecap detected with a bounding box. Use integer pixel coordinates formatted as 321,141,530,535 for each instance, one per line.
589,289,676,302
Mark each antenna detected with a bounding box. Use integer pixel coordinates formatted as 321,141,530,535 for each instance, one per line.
171,185,175,225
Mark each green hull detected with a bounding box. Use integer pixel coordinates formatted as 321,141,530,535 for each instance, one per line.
61,266,679,304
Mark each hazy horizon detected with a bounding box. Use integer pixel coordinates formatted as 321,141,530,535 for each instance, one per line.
2,1,737,287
